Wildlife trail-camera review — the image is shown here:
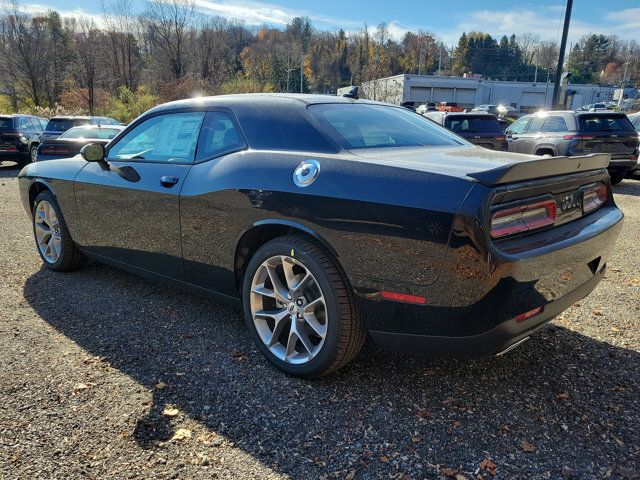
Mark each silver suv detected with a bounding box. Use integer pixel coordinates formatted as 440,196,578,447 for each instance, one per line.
506,111,639,184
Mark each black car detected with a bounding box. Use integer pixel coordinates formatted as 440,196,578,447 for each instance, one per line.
0,114,47,166
18,94,623,377
36,125,125,161
39,116,120,144
506,111,639,184
423,112,508,150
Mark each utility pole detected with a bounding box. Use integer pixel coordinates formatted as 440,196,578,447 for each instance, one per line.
438,44,442,75
618,47,631,109
552,0,573,109
300,53,304,93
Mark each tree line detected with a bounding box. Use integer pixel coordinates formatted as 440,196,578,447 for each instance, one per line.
0,0,637,122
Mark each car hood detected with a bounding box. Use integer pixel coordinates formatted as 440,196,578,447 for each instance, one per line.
348,145,537,180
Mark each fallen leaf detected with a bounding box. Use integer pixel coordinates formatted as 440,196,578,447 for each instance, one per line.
479,459,497,476
411,435,421,444
379,455,390,463
439,467,458,478
162,406,180,417
592,309,604,316
171,428,191,441
345,469,356,480
556,392,570,402
416,408,430,419
455,475,468,480
521,440,536,453
155,381,167,390
231,351,248,361
73,383,89,392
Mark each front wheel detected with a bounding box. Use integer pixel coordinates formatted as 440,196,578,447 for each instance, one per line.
242,235,366,377
33,190,88,271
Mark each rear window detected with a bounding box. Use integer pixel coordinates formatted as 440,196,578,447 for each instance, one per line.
578,114,635,132
444,115,502,134
309,103,464,150
239,104,337,153
0,117,13,129
45,119,90,132
60,127,122,140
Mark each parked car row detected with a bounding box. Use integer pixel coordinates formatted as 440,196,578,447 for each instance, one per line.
418,108,640,183
0,114,120,166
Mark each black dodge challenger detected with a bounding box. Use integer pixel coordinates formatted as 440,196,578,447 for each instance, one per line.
18,94,623,377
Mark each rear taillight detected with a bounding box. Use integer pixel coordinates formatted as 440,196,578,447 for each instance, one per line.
491,199,557,239
41,147,70,155
582,184,607,213
564,135,595,141
495,136,506,141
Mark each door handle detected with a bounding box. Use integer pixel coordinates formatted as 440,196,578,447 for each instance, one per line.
160,176,179,188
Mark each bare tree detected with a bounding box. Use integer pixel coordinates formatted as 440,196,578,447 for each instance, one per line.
143,0,196,80
517,33,540,65
70,19,103,113
102,0,142,89
0,1,49,105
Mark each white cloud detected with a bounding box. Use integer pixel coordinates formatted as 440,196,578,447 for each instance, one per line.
20,3,106,27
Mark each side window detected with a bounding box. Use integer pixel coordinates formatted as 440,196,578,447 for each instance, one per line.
526,116,545,133
108,112,205,163
542,116,569,133
196,111,245,161
17,117,32,130
507,116,529,135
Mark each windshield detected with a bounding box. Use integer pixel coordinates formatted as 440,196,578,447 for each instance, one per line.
60,127,122,140
309,104,465,149
0,117,14,129
578,114,635,132
45,119,90,132
444,115,502,134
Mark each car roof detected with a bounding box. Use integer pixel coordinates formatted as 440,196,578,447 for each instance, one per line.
147,93,386,115
65,124,125,130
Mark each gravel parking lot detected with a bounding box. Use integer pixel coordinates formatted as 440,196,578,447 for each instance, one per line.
0,162,638,480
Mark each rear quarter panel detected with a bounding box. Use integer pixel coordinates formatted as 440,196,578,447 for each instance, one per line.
179,150,475,297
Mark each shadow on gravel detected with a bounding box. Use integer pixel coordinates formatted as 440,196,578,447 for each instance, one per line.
613,179,640,197
0,162,21,179
23,265,640,479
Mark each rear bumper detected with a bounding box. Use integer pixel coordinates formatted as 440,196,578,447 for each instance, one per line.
352,203,623,357
368,266,604,357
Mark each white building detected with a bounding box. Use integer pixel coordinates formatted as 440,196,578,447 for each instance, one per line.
339,74,635,112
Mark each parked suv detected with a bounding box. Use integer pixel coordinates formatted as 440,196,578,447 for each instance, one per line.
0,114,47,166
423,112,507,150
505,111,639,184
39,116,120,143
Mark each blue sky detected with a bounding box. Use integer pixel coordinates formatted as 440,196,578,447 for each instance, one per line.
22,0,640,45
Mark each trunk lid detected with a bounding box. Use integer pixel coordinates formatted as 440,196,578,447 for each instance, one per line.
349,146,609,185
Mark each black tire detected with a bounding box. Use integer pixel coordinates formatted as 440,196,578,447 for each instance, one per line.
609,170,626,185
29,144,38,163
33,190,88,271
242,235,366,377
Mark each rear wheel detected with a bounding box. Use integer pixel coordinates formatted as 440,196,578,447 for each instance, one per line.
30,144,38,163
242,235,366,377
33,190,88,271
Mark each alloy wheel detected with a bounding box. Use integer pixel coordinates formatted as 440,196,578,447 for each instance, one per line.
250,255,328,364
34,200,62,264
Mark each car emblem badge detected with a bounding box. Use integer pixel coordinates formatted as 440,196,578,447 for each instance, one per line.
293,160,320,187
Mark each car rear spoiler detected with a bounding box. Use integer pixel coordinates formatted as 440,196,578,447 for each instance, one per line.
467,153,611,186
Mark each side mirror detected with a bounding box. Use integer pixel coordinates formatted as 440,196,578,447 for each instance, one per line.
81,143,105,162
